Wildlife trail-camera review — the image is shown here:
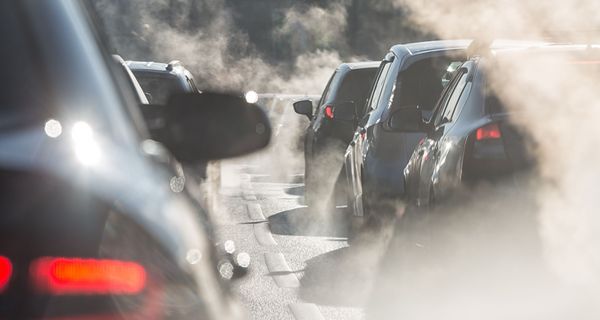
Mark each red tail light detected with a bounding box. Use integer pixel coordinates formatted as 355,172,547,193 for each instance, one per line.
31,257,146,295
324,105,334,119
0,256,12,293
476,123,501,141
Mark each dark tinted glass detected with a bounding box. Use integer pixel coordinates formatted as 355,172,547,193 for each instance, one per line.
134,72,185,105
0,2,49,129
335,68,378,112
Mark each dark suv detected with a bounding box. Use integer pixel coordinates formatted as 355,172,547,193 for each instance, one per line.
293,62,379,209
344,41,468,225
0,1,269,318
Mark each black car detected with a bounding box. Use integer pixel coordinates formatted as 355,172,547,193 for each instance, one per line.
343,41,468,226
293,62,379,209
0,0,270,318
402,43,591,208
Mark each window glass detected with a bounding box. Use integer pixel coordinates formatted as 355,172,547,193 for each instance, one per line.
133,72,185,105
390,58,463,113
366,61,392,113
335,68,378,115
432,68,465,126
440,72,468,122
318,71,339,108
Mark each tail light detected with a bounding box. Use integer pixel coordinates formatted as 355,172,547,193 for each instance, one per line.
30,257,147,295
0,256,12,293
324,105,334,119
476,123,501,140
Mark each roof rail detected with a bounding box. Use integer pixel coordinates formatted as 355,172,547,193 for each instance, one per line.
166,60,182,71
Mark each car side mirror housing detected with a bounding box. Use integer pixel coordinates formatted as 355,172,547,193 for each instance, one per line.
388,106,425,132
142,92,271,162
332,101,356,122
293,99,313,120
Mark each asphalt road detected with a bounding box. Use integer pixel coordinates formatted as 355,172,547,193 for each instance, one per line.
213,155,373,320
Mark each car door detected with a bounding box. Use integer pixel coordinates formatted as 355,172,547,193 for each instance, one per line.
346,56,393,214
414,65,471,206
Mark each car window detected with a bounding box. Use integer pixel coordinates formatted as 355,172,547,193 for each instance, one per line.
432,68,464,126
134,72,186,105
335,68,378,115
365,61,392,114
440,71,468,121
390,58,463,113
318,70,339,108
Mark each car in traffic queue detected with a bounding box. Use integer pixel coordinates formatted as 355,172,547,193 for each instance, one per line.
401,42,594,208
343,40,469,231
126,60,200,105
293,62,379,209
125,60,217,179
0,0,270,318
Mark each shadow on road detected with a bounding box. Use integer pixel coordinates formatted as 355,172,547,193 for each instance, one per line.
284,185,304,196
298,239,390,308
268,206,349,237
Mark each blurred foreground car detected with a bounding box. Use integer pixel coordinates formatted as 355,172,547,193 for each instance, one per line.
293,62,379,209
343,41,468,229
0,0,270,318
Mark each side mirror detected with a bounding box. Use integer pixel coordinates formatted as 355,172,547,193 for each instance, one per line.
293,99,313,120
388,107,425,132
332,101,356,122
143,92,271,162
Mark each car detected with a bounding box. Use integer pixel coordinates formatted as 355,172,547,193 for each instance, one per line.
343,40,469,230
127,59,220,187
293,62,379,209
0,0,270,318
126,60,200,105
401,42,592,208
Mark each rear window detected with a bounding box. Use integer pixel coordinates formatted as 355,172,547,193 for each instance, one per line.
133,72,186,105
335,68,378,109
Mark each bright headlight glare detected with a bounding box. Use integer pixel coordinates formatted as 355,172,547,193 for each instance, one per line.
71,121,101,166
245,90,259,104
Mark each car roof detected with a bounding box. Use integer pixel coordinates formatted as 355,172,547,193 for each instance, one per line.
125,60,188,76
391,40,472,56
390,39,550,58
342,61,381,70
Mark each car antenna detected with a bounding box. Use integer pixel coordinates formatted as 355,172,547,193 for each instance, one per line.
166,60,182,71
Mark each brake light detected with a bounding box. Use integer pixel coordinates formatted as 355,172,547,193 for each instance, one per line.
324,105,334,119
0,256,12,293
476,123,501,141
31,257,146,295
